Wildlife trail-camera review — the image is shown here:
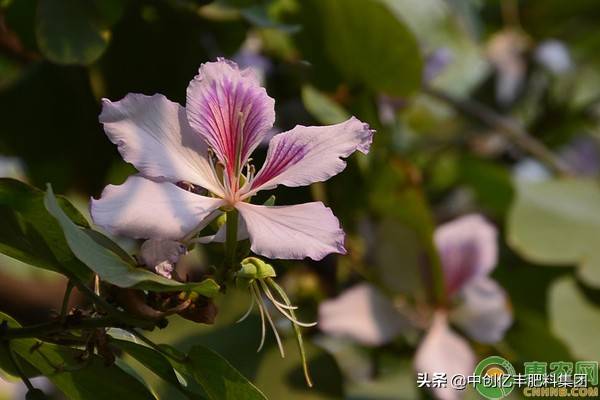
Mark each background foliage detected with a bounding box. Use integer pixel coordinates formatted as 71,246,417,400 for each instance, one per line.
1,0,600,398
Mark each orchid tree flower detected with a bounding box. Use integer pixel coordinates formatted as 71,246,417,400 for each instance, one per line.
90,59,373,262
318,214,512,400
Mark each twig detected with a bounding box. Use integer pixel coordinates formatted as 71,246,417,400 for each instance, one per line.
2,341,35,391
60,280,74,323
423,85,572,176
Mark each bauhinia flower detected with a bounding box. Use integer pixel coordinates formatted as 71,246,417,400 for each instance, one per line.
318,214,512,400
91,58,373,261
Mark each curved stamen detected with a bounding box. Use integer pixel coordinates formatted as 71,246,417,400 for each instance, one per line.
252,283,267,353
253,283,285,358
259,281,317,327
236,288,256,323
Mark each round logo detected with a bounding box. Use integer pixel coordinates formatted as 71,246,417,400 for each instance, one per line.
474,356,516,399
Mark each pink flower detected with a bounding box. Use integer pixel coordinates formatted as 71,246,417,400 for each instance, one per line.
318,215,512,400
91,59,373,261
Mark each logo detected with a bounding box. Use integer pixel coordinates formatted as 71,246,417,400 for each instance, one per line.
474,356,516,399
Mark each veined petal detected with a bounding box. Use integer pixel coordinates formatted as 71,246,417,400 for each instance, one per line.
186,59,275,179
318,284,410,346
91,175,224,240
245,117,373,195
235,201,345,260
450,277,512,344
434,214,498,296
100,93,224,197
414,312,476,400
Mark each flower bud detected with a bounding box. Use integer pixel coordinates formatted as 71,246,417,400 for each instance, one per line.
139,239,186,279
238,257,276,280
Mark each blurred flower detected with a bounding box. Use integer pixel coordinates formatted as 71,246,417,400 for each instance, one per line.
423,47,454,83
232,34,271,86
534,40,573,75
0,155,26,181
318,215,512,400
559,136,600,176
91,59,373,261
138,239,186,279
487,29,530,105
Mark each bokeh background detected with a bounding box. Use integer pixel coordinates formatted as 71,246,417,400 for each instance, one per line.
1,0,600,398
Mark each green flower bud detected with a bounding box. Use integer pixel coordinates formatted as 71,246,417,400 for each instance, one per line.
238,257,276,281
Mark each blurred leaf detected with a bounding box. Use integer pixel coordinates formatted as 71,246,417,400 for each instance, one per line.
254,338,343,400
507,179,600,287
0,312,155,400
111,339,199,398
44,185,219,296
302,0,422,96
346,359,417,400
36,0,123,65
301,85,349,125
549,276,600,359
185,345,267,400
0,178,91,281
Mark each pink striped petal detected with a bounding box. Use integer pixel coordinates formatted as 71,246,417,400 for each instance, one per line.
100,93,224,197
245,117,373,195
235,201,345,260
186,59,275,180
318,284,409,346
434,214,498,297
414,312,476,400
91,175,224,240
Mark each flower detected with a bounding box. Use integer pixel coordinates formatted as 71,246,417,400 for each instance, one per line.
318,214,512,400
91,59,373,261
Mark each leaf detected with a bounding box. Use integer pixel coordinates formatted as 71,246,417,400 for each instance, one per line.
111,339,199,398
0,312,155,400
301,85,350,125
254,338,343,400
0,178,91,281
507,179,600,287
302,0,422,96
35,0,123,65
549,276,600,359
44,185,220,297
184,345,267,400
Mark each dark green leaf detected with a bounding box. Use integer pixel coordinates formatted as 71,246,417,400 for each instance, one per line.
36,0,123,65
0,178,91,281
44,185,220,297
302,0,422,96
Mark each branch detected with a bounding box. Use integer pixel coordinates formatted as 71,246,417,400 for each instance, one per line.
423,85,573,176
1,316,121,340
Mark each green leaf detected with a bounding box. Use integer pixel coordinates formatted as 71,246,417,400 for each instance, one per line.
0,178,91,281
44,185,220,297
254,338,343,400
301,85,350,125
185,345,267,400
549,276,600,359
35,0,123,65
111,339,199,398
507,179,600,287
303,0,422,96
0,312,155,400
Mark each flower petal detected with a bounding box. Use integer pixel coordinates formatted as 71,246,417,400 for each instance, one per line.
235,201,345,260
91,175,224,240
450,277,512,344
414,312,476,400
318,284,410,346
186,59,275,179
245,117,373,195
100,93,224,197
434,214,498,296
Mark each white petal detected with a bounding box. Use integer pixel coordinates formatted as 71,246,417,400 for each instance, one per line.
434,214,498,296
100,93,224,196
244,117,373,196
318,284,409,346
235,201,345,260
91,175,224,240
450,277,512,344
415,312,476,400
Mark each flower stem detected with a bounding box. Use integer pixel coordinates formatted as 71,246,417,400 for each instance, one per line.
221,209,239,284
60,280,74,323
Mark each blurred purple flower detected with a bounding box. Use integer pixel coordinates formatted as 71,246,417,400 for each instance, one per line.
139,239,186,279
91,59,373,261
535,40,573,74
318,214,512,400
